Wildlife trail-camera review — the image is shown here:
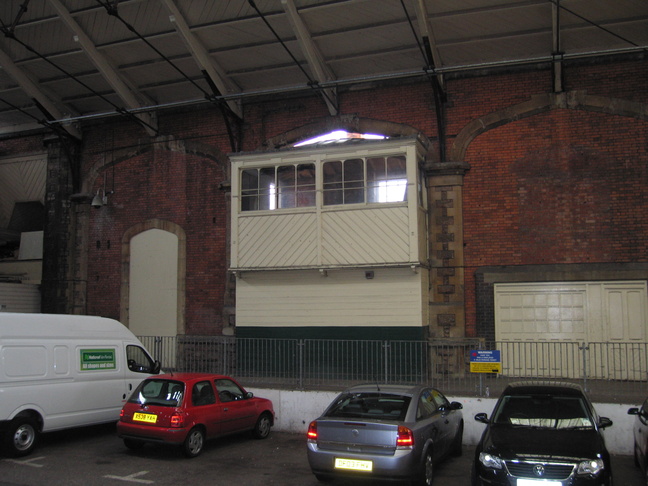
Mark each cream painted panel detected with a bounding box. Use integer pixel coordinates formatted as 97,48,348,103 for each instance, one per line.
237,212,318,268
321,206,410,265
495,284,587,342
236,267,424,328
604,283,647,342
496,281,648,380
129,229,178,336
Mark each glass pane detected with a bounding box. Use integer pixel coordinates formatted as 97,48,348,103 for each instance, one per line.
241,169,259,211
241,169,258,190
323,161,343,206
296,164,316,207
344,159,364,204
345,187,364,204
366,157,385,184
323,184,343,206
344,158,364,184
387,156,406,178
323,161,342,184
277,165,296,208
259,167,275,210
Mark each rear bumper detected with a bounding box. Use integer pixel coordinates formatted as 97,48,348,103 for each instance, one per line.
306,440,419,481
117,421,188,445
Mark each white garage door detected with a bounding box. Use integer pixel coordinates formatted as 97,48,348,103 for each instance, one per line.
495,281,647,379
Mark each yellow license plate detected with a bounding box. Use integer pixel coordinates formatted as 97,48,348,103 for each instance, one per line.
334,458,373,472
133,412,157,424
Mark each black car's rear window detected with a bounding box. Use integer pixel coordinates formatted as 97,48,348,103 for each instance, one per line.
129,379,184,407
492,394,593,429
324,393,411,421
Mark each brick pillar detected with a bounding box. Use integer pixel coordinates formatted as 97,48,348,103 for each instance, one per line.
41,136,81,314
426,161,470,340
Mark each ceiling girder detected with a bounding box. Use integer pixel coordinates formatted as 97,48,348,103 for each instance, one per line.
47,0,158,136
0,46,81,140
413,0,445,90
162,0,243,120
281,0,339,116
552,0,564,93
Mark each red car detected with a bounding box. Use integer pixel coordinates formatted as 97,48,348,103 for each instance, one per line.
117,373,274,457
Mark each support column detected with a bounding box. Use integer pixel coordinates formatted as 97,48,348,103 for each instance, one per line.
41,135,81,314
426,161,470,340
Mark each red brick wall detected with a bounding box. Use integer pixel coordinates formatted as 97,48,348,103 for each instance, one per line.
2,58,646,337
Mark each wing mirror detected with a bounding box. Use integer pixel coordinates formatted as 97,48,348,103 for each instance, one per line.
475,412,489,424
599,416,613,428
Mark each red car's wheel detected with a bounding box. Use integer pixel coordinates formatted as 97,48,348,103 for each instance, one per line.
182,427,205,458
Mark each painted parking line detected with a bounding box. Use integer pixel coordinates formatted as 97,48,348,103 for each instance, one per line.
3,456,46,468
104,470,154,484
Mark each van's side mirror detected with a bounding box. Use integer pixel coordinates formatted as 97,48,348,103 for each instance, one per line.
151,360,161,374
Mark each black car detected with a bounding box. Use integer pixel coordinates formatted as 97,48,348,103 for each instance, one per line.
628,398,648,484
472,381,613,486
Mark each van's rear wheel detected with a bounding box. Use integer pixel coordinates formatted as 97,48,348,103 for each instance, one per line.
4,417,38,457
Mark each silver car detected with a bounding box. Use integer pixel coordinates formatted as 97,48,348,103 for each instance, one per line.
306,384,463,485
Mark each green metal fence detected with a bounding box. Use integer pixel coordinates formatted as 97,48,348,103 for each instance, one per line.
137,335,648,403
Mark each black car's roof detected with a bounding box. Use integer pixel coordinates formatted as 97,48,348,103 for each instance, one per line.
502,381,585,397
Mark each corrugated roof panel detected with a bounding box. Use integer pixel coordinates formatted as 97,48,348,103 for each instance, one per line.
0,0,643,134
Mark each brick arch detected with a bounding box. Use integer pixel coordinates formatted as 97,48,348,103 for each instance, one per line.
120,219,187,334
449,90,648,162
82,135,229,194
261,115,431,151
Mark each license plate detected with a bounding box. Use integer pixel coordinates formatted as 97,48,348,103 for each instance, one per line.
334,458,373,472
517,480,562,486
133,412,157,424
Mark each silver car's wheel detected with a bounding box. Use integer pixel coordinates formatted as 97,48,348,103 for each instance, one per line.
5,417,38,457
182,427,205,458
419,450,434,486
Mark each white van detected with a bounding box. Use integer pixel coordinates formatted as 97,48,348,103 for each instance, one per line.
0,313,160,456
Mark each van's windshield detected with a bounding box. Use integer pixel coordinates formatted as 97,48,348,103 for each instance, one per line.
129,379,184,407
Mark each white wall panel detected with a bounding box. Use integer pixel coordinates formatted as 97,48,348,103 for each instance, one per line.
236,267,424,328
0,282,40,312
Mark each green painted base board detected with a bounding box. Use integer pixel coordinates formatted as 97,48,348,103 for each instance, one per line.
235,326,426,341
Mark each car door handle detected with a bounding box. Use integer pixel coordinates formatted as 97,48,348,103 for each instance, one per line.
224,408,229,412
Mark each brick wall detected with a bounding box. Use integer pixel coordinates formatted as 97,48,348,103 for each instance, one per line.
1,58,646,337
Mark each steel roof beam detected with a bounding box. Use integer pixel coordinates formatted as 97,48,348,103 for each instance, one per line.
414,0,444,90
0,47,81,140
281,0,338,116
47,0,158,136
163,0,242,120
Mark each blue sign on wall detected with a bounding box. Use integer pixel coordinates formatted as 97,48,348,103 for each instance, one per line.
469,350,501,373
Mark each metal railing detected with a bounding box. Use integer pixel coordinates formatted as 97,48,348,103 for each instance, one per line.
137,336,648,404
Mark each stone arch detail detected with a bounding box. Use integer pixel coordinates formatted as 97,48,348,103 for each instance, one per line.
120,219,187,334
261,115,432,152
449,90,648,163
